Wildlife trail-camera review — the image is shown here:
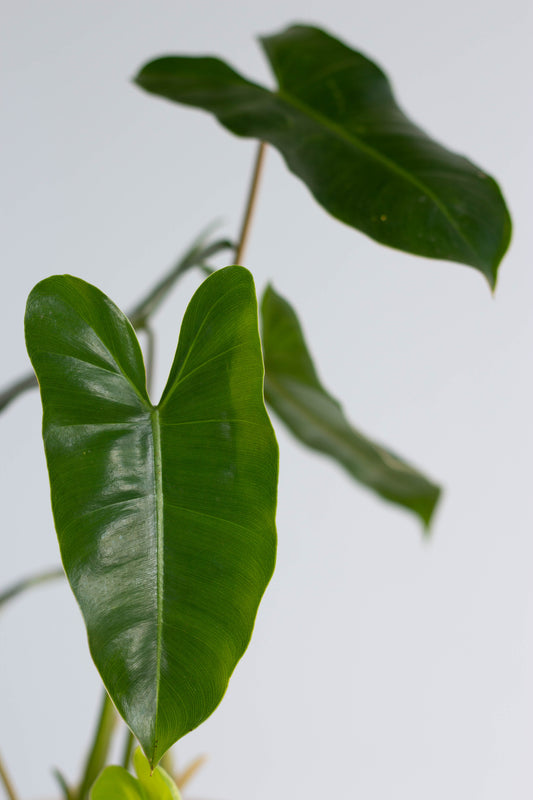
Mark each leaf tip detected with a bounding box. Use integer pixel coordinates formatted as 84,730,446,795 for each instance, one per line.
418,484,442,534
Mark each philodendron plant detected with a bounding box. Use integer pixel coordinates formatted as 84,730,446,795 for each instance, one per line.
0,23,510,800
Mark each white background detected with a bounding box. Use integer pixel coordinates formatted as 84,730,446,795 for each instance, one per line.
1,1,532,798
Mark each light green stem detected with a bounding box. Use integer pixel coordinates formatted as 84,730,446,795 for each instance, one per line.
121,730,135,770
76,692,117,800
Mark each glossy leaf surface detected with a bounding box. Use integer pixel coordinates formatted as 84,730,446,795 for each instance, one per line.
90,749,182,800
135,24,511,286
261,285,440,526
25,267,278,766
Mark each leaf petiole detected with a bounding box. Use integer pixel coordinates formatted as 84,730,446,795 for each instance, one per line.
0,567,65,612
76,692,117,800
0,749,19,800
234,142,267,265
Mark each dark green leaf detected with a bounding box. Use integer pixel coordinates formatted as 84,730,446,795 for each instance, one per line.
0,227,231,417
135,24,511,286
261,285,440,527
25,267,278,767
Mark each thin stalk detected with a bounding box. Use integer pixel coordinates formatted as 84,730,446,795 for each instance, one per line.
0,566,64,611
76,692,117,800
0,230,233,414
121,729,135,770
142,325,156,397
234,142,267,265
0,373,38,414
176,754,207,790
0,750,19,800
128,233,233,328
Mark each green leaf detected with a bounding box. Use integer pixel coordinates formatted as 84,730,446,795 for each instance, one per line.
90,750,182,800
135,24,511,287
90,767,145,800
133,748,181,800
25,267,278,767
52,768,75,800
261,285,440,527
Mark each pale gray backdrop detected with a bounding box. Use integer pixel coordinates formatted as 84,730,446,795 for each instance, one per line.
1,1,532,798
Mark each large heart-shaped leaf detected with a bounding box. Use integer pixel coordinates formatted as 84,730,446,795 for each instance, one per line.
135,24,511,286
25,267,278,767
261,285,440,527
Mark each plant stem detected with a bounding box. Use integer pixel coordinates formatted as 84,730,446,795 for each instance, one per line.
0,566,65,611
128,232,233,328
121,730,135,770
0,373,38,414
176,754,207,790
142,325,156,397
235,142,267,265
76,692,117,800
0,230,233,415
0,750,19,800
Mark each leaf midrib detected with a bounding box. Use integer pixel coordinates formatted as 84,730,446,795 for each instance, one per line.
150,407,164,766
274,86,480,263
